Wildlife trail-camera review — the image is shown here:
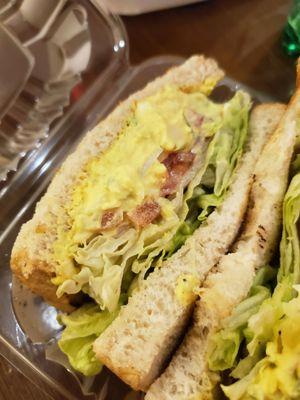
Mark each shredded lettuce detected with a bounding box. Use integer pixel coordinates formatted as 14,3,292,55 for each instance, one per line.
208,266,275,373
58,199,182,312
222,286,300,400
58,302,122,376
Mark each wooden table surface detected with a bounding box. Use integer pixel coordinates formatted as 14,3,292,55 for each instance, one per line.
0,0,294,399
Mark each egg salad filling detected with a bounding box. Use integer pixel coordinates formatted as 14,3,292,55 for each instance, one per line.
207,162,300,399
56,84,251,376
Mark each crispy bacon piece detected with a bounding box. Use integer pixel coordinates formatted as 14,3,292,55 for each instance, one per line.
127,200,161,228
100,209,123,230
160,151,195,197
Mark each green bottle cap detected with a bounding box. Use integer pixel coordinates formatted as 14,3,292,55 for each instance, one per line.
283,0,300,57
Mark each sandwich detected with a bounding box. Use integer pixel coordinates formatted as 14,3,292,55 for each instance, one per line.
145,63,300,400
10,55,277,383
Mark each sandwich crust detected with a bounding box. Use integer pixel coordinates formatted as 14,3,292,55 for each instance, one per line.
11,56,224,312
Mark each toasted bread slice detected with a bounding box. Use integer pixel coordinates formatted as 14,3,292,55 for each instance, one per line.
11,56,224,312
93,103,284,391
146,98,297,399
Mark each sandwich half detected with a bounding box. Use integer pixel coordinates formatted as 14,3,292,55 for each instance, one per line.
93,102,285,390
10,55,274,382
214,145,300,400
146,63,300,400
11,55,224,313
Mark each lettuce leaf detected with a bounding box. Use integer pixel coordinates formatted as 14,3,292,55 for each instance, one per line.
222,286,300,400
58,303,121,376
208,266,275,373
168,91,250,255
245,279,293,355
278,172,300,283
204,91,249,198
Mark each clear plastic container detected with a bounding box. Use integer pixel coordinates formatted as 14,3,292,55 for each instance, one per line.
0,1,279,399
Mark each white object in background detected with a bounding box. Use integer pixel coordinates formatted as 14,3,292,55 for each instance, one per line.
4,0,67,46
95,0,206,15
29,4,91,82
50,4,91,78
0,3,91,180
0,23,33,120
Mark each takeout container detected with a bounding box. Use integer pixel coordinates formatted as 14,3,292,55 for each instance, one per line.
0,1,280,400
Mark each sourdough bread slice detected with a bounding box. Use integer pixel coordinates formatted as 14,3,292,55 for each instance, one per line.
146,99,297,399
11,56,224,312
93,103,282,391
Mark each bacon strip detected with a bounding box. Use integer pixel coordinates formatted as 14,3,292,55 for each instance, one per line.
127,200,161,228
160,151,195,197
